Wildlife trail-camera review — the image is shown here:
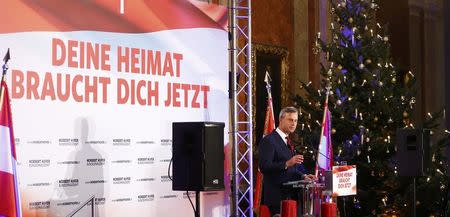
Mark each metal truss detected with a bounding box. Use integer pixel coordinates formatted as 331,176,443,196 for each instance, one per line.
229,0,253,216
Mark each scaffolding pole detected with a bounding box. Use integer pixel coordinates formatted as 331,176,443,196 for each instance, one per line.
229,0,253,216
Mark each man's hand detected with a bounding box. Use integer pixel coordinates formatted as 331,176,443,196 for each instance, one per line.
285,154,304,168
303,174,317,181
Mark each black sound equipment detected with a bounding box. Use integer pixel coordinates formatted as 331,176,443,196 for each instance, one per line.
396,128,430,177
172,122,225,191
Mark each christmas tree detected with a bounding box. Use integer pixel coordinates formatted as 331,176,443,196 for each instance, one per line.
293,0,449,216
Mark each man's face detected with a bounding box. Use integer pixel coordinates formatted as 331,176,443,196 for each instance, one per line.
279,112,298,134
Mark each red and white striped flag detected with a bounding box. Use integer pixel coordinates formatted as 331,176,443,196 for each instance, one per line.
317,105,333,170
315,97,333,176
0,80,22,217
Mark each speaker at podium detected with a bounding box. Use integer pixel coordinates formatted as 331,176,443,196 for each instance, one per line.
172,122,225,191
395,128,430,177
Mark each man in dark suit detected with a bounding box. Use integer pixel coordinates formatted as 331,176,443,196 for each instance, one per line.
258,106,316,216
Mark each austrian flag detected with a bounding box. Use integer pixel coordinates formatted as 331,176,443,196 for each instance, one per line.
0,80,22,217
316,101,333,173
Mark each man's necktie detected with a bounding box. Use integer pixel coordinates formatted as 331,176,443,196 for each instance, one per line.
286,136,295,153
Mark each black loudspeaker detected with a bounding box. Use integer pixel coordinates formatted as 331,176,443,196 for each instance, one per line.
396,128,431,177
172,122,225,191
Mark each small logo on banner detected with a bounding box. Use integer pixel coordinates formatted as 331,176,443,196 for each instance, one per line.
112,198,132,203
85,179,107,184
28,140,51,144
136,177,155,182
138,194,155,202
160,195,178,199
58,179,79,187
29,201,50,209
159,159,171,163
94,197,106,205
56,201,80,206
136,140,155,145
58,138,79,146
86,158,105,166
160,175,172,182
137,157,154,164
57,160,80,165
112,160,132,164
160,139,172,146
113,138,131,146
85,140,106,145
113,177,131,184
29,159,51,167
27,182,51,187
15,138,20,145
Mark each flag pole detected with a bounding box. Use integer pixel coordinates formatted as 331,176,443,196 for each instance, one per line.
0,48,21,217
264,71,274,122
253,70,274,215
315,85,331,177
0,48,11,108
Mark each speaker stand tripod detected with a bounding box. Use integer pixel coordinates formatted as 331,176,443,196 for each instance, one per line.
195,191,200,217
413,177,416,217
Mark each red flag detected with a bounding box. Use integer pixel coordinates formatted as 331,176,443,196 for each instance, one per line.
262,70,275,136
254,72,275,217
0,81,22,217
262,98,275,136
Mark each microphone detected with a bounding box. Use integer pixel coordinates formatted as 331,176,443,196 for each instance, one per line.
292,139,331,160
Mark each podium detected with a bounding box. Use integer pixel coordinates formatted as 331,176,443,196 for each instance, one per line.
282,180,325,217
281,166,356,217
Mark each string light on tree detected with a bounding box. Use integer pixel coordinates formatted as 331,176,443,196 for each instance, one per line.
348,17,353,23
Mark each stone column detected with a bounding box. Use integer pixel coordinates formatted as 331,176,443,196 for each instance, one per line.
421,0,444,120
293,0,309,95
444,0,450,176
